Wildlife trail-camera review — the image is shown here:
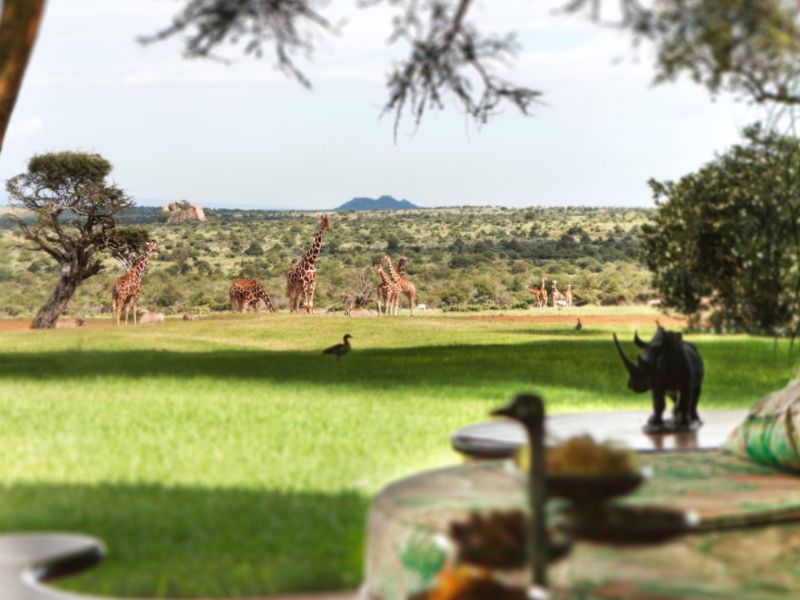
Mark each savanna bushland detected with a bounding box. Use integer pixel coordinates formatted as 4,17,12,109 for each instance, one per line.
0,206,652,317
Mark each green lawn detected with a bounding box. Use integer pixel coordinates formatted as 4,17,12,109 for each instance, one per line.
0,309,795,597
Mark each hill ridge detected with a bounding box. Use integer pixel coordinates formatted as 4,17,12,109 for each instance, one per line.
335,195,419,211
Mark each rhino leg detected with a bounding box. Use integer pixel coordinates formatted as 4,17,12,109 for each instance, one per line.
690,384,703,424
642,390,668,433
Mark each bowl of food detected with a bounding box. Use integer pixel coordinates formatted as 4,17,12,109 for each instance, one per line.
516,435,646,501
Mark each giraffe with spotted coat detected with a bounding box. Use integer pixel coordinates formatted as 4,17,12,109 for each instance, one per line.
112,240,158,325
286,215,332,313
385,254,417,316
229,278,275,313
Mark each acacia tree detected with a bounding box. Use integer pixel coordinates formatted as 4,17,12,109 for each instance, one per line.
641,124,800,335
6,151,133,329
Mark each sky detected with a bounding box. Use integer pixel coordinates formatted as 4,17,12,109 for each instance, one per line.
0,0,768,210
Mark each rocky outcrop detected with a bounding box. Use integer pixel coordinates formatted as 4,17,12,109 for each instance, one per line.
161,200,206,224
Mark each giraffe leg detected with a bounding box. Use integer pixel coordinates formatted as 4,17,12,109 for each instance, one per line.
304,280,316,314
410,292,416,316
132,298,138,325
124,302,129,325
241,299,251,313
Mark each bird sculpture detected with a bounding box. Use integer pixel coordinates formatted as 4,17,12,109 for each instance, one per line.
491,394,548,589
323,334,352,360
575,318,582,331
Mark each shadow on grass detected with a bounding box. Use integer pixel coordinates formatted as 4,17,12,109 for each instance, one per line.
1,482,367,597
0,338,794,405
498,328,594,337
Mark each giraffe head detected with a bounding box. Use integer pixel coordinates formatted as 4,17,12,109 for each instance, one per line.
144,240,159,253
398,256,409,269
319,215,332,232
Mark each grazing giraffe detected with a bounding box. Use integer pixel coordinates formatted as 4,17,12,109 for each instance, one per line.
528,276,548,308
112,240,158,325
385,255,417,315
286,215,332,313
229,278,274,313
551,280,564,307
565,283,574,307
375,264,400,316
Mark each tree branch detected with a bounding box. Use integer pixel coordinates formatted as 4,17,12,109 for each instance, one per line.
0,0,46,155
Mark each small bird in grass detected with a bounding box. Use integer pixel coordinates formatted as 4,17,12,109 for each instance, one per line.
323,334,352,360
575,318,582,331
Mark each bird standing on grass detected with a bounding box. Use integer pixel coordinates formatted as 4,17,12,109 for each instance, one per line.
576,318,582,331
323,334,352,360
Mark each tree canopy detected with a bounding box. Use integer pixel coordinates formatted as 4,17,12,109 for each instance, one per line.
641,124,800,335
6,151,134,328
4,1,800,153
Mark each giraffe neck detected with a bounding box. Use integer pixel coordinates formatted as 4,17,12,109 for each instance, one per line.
377,267,394,286
129,247,153,281
300,225,326,268
385,256,401,282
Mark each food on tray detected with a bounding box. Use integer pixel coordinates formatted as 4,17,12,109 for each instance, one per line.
515,435,640,476
448,510,526,568
407,565,527,600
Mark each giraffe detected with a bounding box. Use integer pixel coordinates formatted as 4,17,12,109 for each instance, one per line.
229,278,274,313
565,283,574,307
528,276,548,308
375,263,400,316
112,240,158,325
286,215,332,313
551,280,564,307
385,254,417,315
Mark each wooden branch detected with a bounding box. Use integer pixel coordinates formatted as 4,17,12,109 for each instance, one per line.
0,0,46,154
442,0,472,48
7,214,65,262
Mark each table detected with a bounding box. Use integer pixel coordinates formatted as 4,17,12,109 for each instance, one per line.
0,533,105,599
364,451,800,600
451,409,748,459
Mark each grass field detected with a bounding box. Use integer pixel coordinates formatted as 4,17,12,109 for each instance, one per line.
0,308,796,597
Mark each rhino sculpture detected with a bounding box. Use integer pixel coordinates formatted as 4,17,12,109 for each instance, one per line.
613,326,704,433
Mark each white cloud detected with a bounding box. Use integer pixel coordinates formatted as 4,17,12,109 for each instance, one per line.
8,115,45,137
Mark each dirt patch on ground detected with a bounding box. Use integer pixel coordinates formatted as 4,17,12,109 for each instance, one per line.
0,319,120,331
460,313,687,327
0,319,32,331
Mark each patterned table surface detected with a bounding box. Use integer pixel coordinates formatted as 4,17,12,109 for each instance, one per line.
365,451,800,600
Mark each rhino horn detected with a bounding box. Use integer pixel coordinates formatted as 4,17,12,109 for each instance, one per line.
613,333,636,374
633,330,648,348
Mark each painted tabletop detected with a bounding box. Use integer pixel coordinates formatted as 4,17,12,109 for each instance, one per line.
451,409,749,458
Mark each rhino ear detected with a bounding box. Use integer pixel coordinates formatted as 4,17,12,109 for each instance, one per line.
651,327,665,347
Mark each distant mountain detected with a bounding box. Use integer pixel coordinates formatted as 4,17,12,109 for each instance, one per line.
336,195,419,211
